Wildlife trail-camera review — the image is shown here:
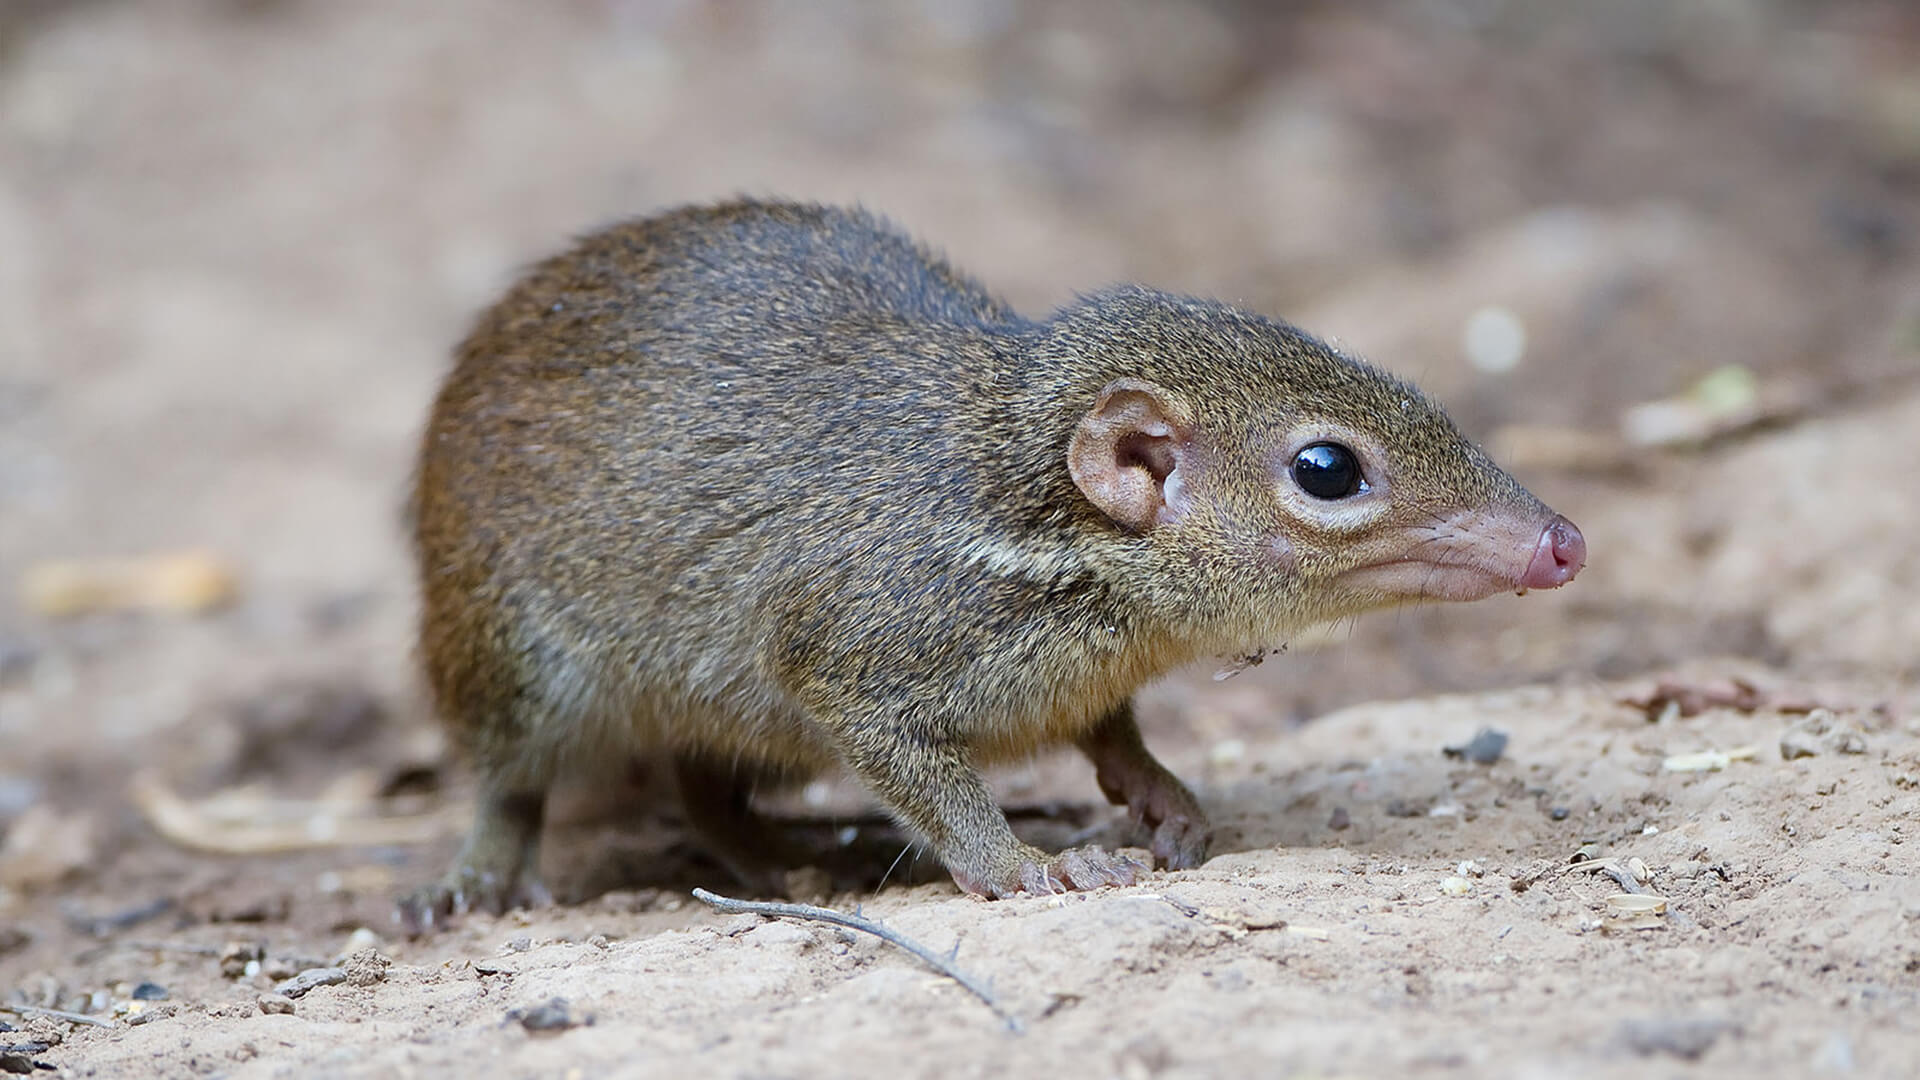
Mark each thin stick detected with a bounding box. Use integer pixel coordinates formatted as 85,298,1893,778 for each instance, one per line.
1,1004,115,1028
691,888,1022,1033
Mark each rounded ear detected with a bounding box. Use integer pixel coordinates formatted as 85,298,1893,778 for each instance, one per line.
1068,379,1196,532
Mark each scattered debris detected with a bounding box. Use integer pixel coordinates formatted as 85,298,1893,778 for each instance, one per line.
129,770,449,856
1618,1016,1736,1060
273,967,347,1000
1570,856,1655,896
342,948,390,988
1662,746,1761,773
1602,893,1669,931
1211,645,1284,682
1604,894,1666,915
506,997,592,1033
20,550,238,618
1780,710,1869,760
0,1005,110,1029
1624,677,1766,720
1443,727,1509,765
692,887,1023,1033
220,941,266,979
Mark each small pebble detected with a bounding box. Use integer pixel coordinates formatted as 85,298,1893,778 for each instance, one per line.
1619,1017,1734,1061
274,966,347,999
507,996,590,1032
1443,727,1509,765
1549,807,1571,821
257,994,295,1016
130,982,168,1001
1326,807,1351,831
1439,876,1472,896
505,934,534,953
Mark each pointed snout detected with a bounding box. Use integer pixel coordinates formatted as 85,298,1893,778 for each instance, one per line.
1519,515,1586,590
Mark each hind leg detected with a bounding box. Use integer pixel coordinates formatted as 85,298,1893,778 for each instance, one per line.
400,765,553,934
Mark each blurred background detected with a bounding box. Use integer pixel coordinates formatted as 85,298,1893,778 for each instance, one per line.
1,0,1917,929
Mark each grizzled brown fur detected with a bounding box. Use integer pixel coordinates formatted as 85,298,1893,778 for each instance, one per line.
402,199,1578,928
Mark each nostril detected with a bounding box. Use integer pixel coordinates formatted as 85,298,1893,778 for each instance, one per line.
1520,515,1585,591
1549,516,1586,572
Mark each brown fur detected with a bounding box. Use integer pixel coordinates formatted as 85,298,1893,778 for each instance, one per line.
400,198,1574,928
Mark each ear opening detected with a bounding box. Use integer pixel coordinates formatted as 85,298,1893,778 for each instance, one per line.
1116,430,1177,483
1068,379,1194,533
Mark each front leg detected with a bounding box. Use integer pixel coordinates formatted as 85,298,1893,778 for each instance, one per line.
1078,705,1211,870
831,711,1140,898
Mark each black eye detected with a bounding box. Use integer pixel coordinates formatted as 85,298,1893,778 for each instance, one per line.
1291,442,1365,499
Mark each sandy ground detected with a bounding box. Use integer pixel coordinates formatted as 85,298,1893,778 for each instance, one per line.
2,2,1917,1077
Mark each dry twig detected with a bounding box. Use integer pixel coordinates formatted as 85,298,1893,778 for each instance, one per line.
1,1004,114,1028
691,888,1022,1032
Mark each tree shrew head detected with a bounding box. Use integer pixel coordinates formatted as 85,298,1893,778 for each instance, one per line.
1053,286,1585,636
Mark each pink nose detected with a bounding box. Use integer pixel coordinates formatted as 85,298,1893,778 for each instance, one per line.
1520,515,1585,590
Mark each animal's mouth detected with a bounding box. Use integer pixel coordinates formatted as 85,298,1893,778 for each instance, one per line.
1333,513,1586,603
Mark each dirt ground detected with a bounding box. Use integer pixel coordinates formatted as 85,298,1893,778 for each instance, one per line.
2,2,1918,1077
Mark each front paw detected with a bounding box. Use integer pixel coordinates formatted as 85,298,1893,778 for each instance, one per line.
950,843,1143,898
